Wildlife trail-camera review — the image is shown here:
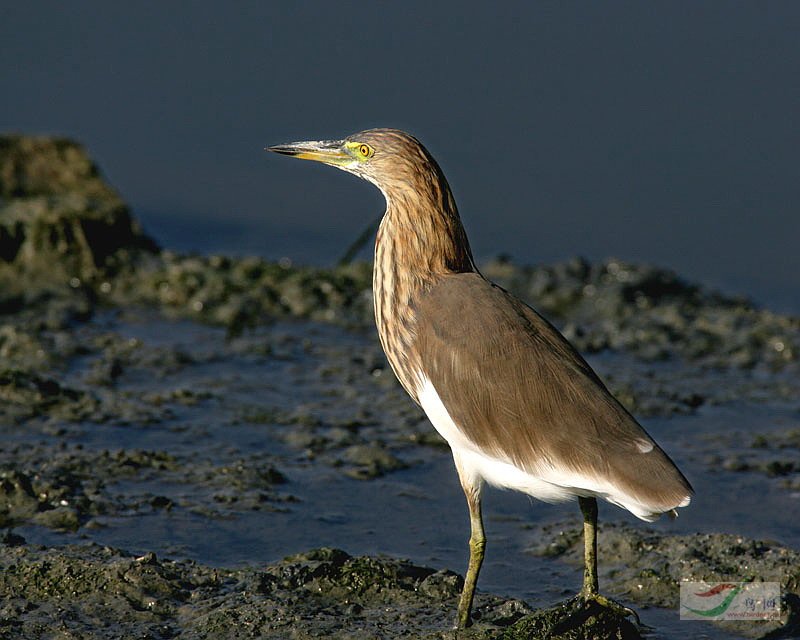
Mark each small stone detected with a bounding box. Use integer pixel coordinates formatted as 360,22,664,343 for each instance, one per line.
32,506,80,531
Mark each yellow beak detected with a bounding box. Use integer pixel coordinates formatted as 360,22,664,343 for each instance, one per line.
267,139,349,165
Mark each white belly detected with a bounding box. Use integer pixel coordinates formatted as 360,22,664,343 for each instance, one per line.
416,375,675,521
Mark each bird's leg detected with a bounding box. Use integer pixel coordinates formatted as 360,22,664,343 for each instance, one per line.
577,496,640,624
578,496,599,597
454,457,485,629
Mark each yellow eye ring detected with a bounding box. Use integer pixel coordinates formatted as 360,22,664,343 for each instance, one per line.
346,141,373,159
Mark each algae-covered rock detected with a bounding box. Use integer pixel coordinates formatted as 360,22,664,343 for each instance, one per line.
502,597,641,640
0,368,99,423
0,471,40,528
0,136,116,199
341,443,409,479
0,135,157,288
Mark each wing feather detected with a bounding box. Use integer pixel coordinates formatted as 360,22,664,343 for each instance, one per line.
413,272,692,511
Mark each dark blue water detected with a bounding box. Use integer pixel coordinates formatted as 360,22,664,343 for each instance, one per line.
2,3,798,313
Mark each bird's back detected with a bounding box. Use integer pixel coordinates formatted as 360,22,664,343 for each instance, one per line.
411,272,693,520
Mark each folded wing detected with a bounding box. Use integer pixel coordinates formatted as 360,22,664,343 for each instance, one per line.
413,272,693,517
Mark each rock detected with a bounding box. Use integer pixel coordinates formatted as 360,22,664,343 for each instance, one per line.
341,443,408,479
0,135,157,288
0,368,99,423
0,530,26,546
1,135,114,199
0,471,40,527
32,506,80,531
418,569,464,599
502,597,641,640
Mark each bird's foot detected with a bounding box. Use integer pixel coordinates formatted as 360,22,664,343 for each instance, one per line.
453,612,472,630
578,590,641,627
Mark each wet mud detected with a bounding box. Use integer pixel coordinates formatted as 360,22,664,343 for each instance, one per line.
0,543,529,639
532,523,800,638
1,135,799,638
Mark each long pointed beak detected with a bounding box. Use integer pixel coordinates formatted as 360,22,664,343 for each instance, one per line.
266,139,349,165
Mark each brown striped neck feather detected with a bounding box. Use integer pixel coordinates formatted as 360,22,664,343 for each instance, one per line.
351,129,475,277
345,130,476,398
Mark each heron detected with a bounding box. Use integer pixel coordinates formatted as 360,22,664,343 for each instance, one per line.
268,128,692,629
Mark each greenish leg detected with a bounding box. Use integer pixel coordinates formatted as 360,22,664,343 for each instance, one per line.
578,496,599,597
454,458,485,629
577,496,640,624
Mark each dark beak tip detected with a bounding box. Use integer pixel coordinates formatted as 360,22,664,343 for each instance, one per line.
266,145,296,156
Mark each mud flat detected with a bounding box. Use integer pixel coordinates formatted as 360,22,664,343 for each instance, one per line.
1,135,799,639
531,524,800,639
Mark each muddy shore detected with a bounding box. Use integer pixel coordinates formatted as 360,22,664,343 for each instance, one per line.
1,136,799,638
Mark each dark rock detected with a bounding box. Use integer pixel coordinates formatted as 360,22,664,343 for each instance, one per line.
150,495,173,510
0,136,158,289
1,135,114,199
0,530,26,546
418,569,464,599
32,505,80,531
341,443,408,479
502,597,641,640
0,471,40,527
0,368,99,423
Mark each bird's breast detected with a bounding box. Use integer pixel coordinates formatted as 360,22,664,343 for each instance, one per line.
372,228,430,403
372,203,474,403
372,278,422,400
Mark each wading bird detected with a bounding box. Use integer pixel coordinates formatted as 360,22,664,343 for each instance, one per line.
268,129,692,629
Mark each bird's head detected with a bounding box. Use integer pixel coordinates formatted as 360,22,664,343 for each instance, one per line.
268,128,446,201
269,127,472,271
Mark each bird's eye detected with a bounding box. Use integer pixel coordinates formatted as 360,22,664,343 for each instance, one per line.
359,144,371,157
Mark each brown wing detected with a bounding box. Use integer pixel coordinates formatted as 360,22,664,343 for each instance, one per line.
413,272,692,511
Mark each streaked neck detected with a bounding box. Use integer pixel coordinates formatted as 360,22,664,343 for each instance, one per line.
372,183,475,399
